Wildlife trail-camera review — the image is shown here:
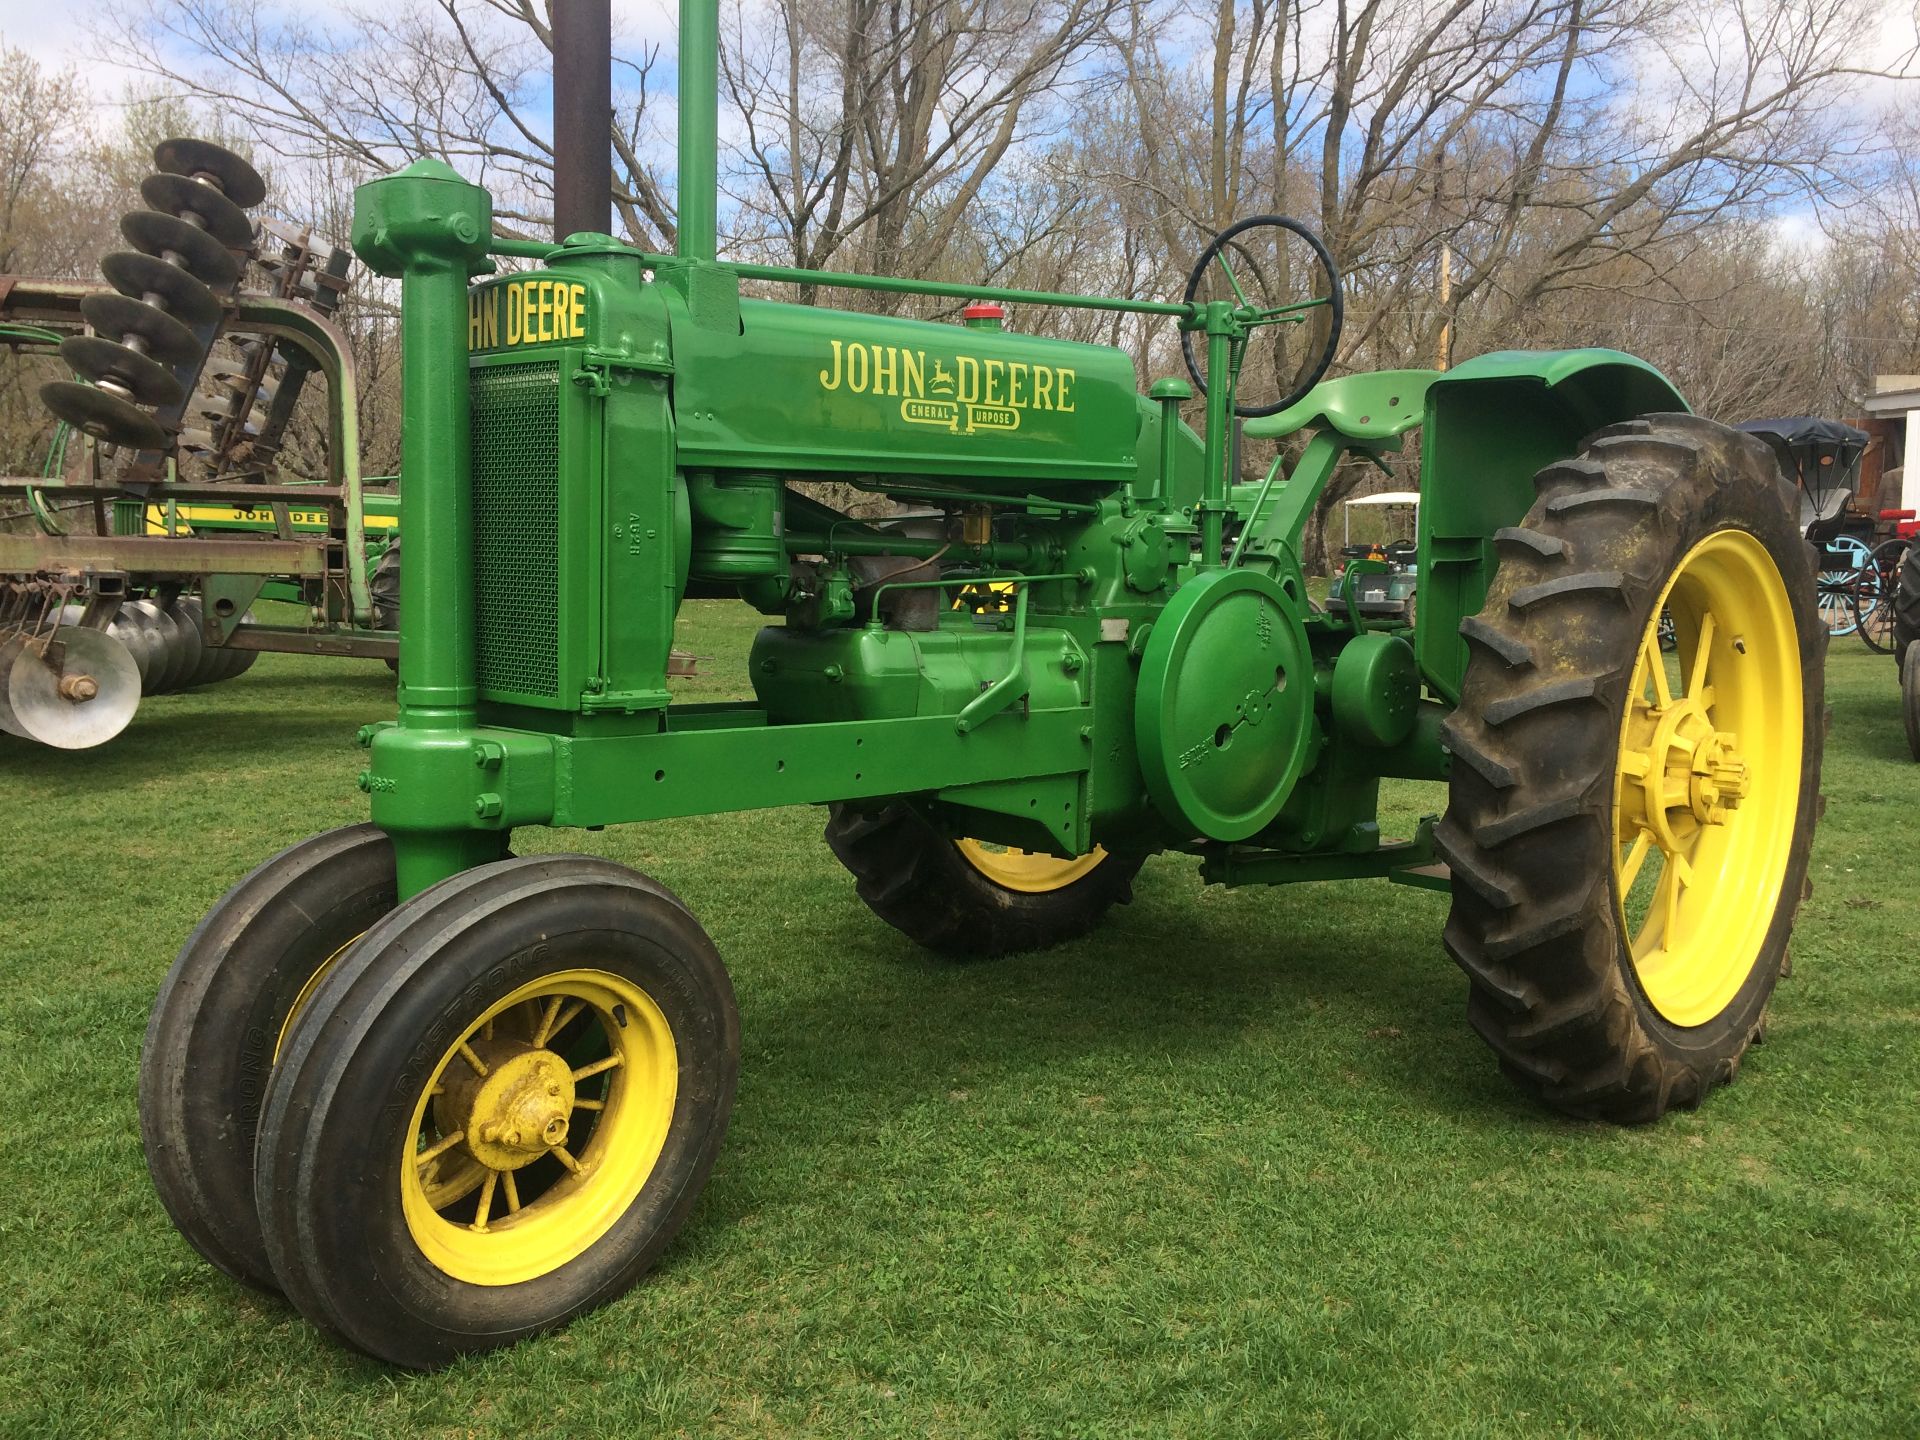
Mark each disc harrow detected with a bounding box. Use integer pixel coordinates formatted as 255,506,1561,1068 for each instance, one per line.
40,140,265,457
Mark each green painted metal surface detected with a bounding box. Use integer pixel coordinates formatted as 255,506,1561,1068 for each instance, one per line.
1413,348,1687,700
336,38,1689,908
1135,568,1315,841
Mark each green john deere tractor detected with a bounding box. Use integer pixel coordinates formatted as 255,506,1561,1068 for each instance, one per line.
128,2,1824,1369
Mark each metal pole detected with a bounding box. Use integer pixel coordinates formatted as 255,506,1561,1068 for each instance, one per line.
677,0,719,260
553,0,613,240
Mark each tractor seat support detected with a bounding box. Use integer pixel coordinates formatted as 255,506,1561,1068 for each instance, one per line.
1244,369,1440,445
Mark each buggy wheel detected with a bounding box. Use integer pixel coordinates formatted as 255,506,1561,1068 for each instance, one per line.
1438,414,1823,1122
1815,534,1870,637
255,855,738,1369
138,825,395,1290
1853,539,1903,654
826,801,1143,958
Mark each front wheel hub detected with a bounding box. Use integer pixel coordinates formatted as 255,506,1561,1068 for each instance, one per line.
439,1041,577,1172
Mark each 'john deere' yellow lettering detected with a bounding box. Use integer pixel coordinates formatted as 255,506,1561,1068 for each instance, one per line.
467,279,590,351
815,339,1082,437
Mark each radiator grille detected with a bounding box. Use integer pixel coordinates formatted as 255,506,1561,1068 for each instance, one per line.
470,362,561,700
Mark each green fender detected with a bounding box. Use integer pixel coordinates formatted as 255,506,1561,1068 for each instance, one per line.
1414,348,1688,700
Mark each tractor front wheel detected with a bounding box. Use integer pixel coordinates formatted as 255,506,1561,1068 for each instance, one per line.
254,855,739,1369
138,824,396,1290
1438,413,1823,1122
825,802,1143,957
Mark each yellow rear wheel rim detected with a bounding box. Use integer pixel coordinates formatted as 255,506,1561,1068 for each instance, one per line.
400,968,677,1286
1612,529,1801,1027
954,838,1107,893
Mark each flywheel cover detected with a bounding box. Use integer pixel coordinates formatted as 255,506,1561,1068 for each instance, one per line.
1135,567,1315,840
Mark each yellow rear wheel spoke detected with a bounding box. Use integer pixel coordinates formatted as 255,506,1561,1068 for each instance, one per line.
502,1169,520,1215
1619,831,1653,893
1686,611,1716,698
1644,634,1672,708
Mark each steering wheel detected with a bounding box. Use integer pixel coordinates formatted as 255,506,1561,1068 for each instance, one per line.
1181,214,1343,418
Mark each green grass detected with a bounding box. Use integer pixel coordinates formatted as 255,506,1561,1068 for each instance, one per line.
3,607,1918,1437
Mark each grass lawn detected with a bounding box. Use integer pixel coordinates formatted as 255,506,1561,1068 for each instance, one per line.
2,603,1917,1437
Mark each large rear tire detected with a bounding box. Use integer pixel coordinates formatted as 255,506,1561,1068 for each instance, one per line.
1438,414,1823,1122
825,802,1143,958
138,825,396,1290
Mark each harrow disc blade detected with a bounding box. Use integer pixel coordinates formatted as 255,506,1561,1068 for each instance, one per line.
4,627,142,749
162,598,206,689
140,173,255,251
0,636,27,737
100,250,222,329
59,336,186,408
152,137,266,209
79,293,202,367
120,211,241,289
126,600,189,693
108,604,168,685
38,381,169,450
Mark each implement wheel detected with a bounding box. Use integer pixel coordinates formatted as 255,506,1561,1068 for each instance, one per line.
825,801,1142,957
1438,414,1823,1122
255,855,738,1369
139,825,395,1290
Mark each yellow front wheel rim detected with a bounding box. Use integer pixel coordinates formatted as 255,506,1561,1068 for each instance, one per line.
954,839,1107,893
400,968,678,1286
1612,529,1801,1027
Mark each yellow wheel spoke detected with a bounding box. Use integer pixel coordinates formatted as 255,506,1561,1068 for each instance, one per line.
572,1053,623,1082
536,998,585,1047
1643,634,1671,708
1660,859,1683,947
416,1129,466,1168
573,1096,605,1111
502,1169,521,1215
1686,611,1716,698
552,1144,583,1175
531,996,562,1046
1618,750,1650,780
470,1169,498,1232
1670,851,1694,889
458,1041,490,1078
1619,831,1653,893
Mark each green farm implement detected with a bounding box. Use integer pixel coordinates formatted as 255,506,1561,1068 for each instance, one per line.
133,2,1824,1368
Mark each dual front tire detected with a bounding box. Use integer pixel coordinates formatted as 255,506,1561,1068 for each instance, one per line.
140,838,738,1369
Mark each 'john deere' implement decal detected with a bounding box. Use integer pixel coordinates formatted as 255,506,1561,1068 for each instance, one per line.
468,278,589,350
818,340,1075,436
